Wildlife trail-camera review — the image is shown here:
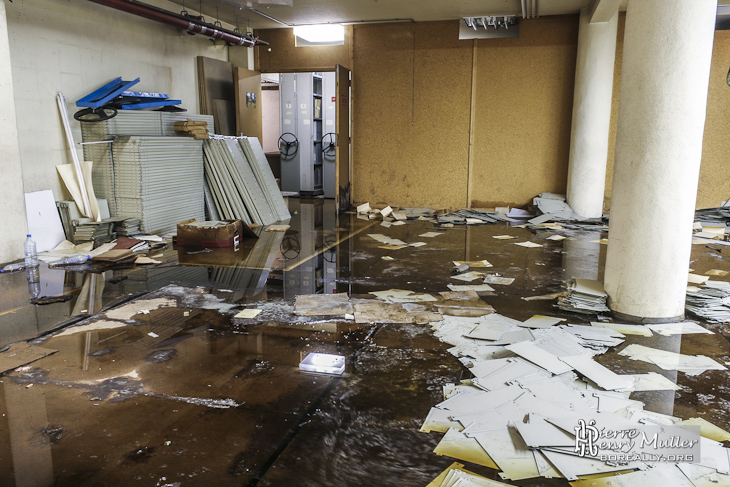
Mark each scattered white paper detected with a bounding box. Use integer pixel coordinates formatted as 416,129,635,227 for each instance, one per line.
448,284,495,292
646,322,713,337
515,241,543,248
519,315,566,329
591,322,652,337
688,273,710,284
234,309,262,319
483,276,515,286
451,271,487,282
453,260,493,268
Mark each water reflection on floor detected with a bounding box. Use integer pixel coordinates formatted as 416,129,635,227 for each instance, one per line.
0,198,727,486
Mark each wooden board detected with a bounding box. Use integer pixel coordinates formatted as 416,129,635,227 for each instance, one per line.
335,64,351,213
196,56,235,135
213,99,236,137
234,67,263,140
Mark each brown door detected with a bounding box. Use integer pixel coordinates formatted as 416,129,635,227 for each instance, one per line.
234,67,262,140
335,65,351,213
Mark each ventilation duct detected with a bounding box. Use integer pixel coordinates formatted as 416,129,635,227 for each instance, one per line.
86,0,265,46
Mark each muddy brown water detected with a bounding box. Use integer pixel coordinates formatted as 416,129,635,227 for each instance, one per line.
0,198,727,486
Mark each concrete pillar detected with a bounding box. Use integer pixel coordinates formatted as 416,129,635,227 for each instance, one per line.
566,7,618,219
0,0,28,263
604,0,716,320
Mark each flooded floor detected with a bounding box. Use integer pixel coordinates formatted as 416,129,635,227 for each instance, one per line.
0,198,728,486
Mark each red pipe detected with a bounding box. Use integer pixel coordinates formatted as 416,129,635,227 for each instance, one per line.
87,0,257,47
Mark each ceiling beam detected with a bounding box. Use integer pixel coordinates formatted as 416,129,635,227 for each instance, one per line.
589,0,621,23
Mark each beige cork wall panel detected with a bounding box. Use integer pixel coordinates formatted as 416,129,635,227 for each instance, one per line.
470,15,579,208
351,21,472,209
698,29,730,209
254,27,352,73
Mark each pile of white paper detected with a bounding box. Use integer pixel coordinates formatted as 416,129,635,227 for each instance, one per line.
558,278,610,314
686,286,730,322
423,306,730,484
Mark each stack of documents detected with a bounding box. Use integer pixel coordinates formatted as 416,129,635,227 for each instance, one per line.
74,220,115,244
438,209,515,225
558,278,610,314
532,193,574,220
116,218,141,236
686,286,730,323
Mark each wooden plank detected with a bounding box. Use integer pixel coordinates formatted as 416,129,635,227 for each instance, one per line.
196,56,235,134
234,67,263,140
335,64,351,213
212,99,236,137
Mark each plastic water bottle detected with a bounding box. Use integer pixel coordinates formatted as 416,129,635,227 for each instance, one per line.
24,235,38,268
49,254,90,267
26,267,40,299
1,262,25,273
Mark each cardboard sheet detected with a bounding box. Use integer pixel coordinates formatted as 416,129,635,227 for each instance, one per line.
0,342,56,374
294,294,353,316
519,315,566,329
25,190,66,252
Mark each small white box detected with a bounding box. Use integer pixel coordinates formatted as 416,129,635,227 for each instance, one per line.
299,353,345,375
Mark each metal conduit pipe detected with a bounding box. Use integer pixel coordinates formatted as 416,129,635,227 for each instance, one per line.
86,0,263,46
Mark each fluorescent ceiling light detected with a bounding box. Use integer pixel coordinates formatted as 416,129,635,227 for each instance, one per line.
293,24,344,44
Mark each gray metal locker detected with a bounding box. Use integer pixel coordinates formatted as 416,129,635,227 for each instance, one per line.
322,72,337,199
279,73,300,193
279,72,325,196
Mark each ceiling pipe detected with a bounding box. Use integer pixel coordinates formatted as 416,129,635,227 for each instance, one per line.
86,0,265,46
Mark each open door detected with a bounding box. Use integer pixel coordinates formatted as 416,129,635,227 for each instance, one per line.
335,65,351,213
234,67,262,140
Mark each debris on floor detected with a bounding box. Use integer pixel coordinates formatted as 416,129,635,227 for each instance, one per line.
103,297,177,320
434,291,495,317
294,293,354,315
447,283,495,292
514,241,543,248
0,342,56,374
53,320,127,337
558,278,610,314
438,209,515,226
353,301,442,324
686,284,730,322
423,300,730,484
453,260,492,268
591,321,653,337
265,224,291,232
369,289,437,304
618,344,726,375
451,271,488,282
233,309,262,319
427,461,507,487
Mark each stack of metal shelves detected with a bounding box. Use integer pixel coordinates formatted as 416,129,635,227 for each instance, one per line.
203,137,291,226
112,136,205,235
80,111,213,216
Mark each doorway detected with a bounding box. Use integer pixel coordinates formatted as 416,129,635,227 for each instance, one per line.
258,67,351,210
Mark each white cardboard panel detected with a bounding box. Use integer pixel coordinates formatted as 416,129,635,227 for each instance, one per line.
25,190,66,252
